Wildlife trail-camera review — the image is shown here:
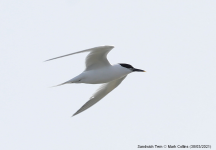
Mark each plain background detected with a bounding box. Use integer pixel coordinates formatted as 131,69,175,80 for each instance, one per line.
0,0,215,149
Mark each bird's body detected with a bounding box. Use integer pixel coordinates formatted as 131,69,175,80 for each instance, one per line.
46,45,145,116
64,64,131,84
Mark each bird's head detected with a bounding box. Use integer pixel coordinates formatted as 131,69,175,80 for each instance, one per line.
119,63,146,72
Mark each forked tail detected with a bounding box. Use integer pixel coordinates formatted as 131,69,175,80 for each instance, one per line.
50,82,67,88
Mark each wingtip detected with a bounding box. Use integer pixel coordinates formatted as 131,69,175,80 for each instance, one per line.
44,57,53,62
72,111,80,117
71,113,78,117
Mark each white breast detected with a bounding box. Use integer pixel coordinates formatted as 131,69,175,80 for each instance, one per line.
82,64,132,84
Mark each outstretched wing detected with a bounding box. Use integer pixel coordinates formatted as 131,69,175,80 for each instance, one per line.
45,45,114,70
73,75,127,116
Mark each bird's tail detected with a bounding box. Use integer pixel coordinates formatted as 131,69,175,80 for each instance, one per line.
50,79,74,88
50,82,67,88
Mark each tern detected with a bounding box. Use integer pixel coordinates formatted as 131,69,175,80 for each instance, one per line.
45,45,145,116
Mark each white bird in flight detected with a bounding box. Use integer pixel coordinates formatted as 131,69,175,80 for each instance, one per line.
45,45,145,116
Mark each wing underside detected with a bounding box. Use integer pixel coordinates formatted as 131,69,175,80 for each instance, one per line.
73,75,127,116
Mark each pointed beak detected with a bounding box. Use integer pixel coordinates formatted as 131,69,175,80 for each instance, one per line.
133,68,146,72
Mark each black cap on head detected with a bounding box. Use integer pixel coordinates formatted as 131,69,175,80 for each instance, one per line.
119,63,134,69
119,63,145,72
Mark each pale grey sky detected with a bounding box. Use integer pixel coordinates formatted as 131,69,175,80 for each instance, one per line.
0,0,216,150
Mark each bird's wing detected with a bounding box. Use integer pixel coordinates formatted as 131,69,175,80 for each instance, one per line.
73,75,127,116
45,45,114,70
